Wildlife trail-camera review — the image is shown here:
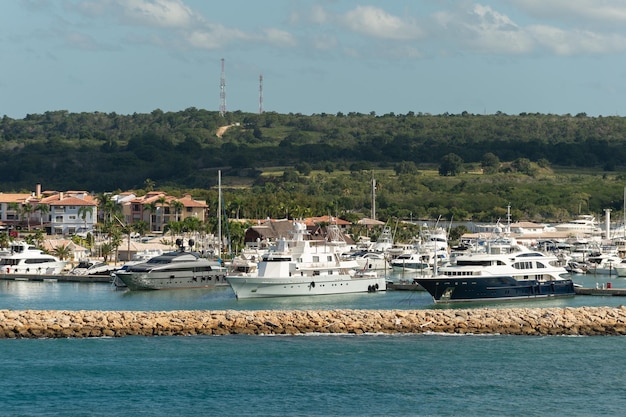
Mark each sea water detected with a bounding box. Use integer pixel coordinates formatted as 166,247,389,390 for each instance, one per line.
2,335,626,416
2,273,626,416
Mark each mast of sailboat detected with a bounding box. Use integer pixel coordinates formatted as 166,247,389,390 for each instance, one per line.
371,174,376,220
218,170,222,262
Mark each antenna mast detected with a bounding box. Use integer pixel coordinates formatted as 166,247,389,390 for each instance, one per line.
219,58,226,117
259,74,264,114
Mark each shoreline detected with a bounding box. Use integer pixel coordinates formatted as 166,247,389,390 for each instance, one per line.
2,306,626,338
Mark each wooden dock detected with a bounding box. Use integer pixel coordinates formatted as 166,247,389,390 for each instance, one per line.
0,273,111,283
574,286,626,296
386,281,425,291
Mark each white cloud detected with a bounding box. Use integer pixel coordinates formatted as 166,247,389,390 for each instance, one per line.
341,5,424,40
509,0,626,24
529,25,626,55
261,28,297,48
115,0,196,28
311,34,338,51
431,2,626,56
186,24,248,49
434,4,533,54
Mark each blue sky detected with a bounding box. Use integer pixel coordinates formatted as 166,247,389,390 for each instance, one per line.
2,0,626,119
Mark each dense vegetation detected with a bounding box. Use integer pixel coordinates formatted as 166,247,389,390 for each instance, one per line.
2,109,626,223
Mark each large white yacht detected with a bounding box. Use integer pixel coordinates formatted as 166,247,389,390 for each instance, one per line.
226,222,386,299
553,215,602,236
0,241,68,275
415,243,575,303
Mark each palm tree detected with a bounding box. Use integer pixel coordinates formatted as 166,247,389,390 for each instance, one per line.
35,203,49,230
99,242,114,262
144,178,155,192
143,202,157,232
7,202,21,226
21,204,34,231
156,196,168,231
96,192,117,226
77,206,94,232
0,232,9,249
32,229,44,248
132,220,149,237
169,200,184,222
52,244,72,261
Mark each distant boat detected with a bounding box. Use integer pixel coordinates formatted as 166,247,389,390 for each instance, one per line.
553,215,602,235
0,241,68,275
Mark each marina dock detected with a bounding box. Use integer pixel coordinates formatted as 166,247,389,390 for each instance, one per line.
386,281,425,291
575,286,626,296
0,273,111,284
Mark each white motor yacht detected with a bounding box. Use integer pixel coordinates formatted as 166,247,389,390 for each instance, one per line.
0,241,68,275
226,222,386,299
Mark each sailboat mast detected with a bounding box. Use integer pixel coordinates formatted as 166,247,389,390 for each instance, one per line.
218,170,222,260
371,175,376,220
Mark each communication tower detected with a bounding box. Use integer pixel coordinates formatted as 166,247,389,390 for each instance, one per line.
219,58,226,117
259,74,264,114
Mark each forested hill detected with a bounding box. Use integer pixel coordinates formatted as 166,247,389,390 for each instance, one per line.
1,108,626,192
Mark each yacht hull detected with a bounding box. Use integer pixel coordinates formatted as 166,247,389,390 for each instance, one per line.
226,275,386,299
415,276,576,303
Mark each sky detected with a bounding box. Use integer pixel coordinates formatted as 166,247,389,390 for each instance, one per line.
2,0,626,119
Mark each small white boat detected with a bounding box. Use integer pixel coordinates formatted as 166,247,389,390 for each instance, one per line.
585,254,623,275
390,253,431,272
70,259,118,276
348,251,391,271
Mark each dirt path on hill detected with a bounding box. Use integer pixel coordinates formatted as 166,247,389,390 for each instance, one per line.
216,124,236,138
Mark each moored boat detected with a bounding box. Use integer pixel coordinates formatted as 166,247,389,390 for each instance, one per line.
115,238,226,290
415,247,575,303
226,222,386,299
0,241,68,275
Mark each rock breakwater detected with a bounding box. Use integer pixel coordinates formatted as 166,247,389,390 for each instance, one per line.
2,306,626,338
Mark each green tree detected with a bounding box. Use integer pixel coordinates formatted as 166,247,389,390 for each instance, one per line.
22,204,34,230
156,196,168,231
77,206,94,231
52,244,72,261
35,203,49,230
394,161,419,175
143,202,157,232
438,153,464,176
169,200,184,222
144,178,155,192
511,158,534,175
480,153,500,174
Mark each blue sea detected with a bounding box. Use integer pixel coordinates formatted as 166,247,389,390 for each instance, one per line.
2,272,626,416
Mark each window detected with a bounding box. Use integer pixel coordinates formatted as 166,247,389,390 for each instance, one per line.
55,216,63,222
